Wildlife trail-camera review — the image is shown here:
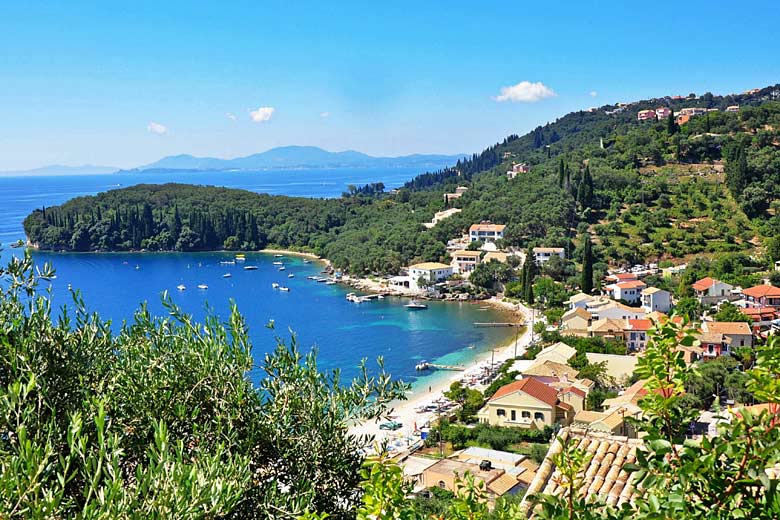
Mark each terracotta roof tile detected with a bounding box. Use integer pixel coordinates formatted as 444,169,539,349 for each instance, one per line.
692,277,718,291
489,378,560,407
703,321,752,336
743,285,780,298
519,428,644,515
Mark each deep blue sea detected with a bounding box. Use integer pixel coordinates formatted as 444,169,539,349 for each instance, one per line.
0,168,515,389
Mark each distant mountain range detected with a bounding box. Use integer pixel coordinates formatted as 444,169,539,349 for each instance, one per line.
0,164,119,176
126,146,466,172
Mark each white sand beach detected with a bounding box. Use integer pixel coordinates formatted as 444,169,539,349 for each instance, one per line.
351,298,533,455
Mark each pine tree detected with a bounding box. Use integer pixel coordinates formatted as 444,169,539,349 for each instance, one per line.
524,248,537,304
581,235,594,293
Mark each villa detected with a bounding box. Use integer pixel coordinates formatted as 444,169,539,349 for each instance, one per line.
532,247,565,265
692,277,734,305
478,378,576,429
408,262,453,290
450,249,481,274
741,284,780,308
604,280,647,305
469,222,506,243
641,287,671,313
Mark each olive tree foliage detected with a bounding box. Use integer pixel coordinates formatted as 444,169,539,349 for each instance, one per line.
338,317,780,520
0,251,406,519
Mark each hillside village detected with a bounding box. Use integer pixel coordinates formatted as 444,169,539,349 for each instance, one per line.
341,87,780,509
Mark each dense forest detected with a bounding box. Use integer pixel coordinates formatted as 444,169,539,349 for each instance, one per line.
23,85,780,274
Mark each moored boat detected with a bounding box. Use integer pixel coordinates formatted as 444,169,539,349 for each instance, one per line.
405,301,427,310
279,286,290,292
244,265,258,270
197,284,208,290
223,273,232,278
177,284,186,291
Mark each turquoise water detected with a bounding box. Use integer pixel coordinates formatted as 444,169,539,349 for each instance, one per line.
0,169,515,387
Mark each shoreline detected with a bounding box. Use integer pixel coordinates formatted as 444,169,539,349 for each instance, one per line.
351,297,529,454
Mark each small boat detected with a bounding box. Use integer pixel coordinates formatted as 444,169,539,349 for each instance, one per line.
272,261,283,265
316,277,328,283
377,295,385,299
303,259,311,264
279,286,290,292
223,273,232,278
67,283,72,290
325,280,336,285
198,284,208,290
307,276,317,280
415,361,430,371
288,274,294,278
272,283,280,289
219,260,236,265
235,254,246,262
177,284,186,291
135,265,140,270
274,254,284,258
405,301,427,310
244,265,259,270
278,266,286,271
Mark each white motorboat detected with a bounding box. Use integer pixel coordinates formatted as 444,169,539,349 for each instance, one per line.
405,301,427,310
272,283,280,289
197,284,208,290
223,273,232,278
278,266,286,271
279,286,290,292
244,265,259,270
272,261,283,265
288,273,294,278
177,284,186,291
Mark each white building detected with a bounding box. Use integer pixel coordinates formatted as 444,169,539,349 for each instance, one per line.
469,222,506,243
533,247,565,265
451,250,481,274
408,262,453,291
640,287,671,313
605,281,647,305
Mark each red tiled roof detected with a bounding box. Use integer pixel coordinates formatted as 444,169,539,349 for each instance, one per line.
742,307,777,319
557,401,574,411
704,321,752,336
489,378,560,407
608,273,639,282
627,319,652,331
743,285,780,298
560,386,586,398
616,280,646,289
692,277,717,291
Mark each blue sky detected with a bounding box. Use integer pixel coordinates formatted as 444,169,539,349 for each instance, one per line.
1,0,779,170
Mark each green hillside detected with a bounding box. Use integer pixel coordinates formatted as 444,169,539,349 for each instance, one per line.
23,86,780,274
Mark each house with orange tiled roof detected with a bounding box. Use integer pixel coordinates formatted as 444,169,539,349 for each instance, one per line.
742,284,780,308
469,221,506,243
477,378,576,429
605,272,639,283
604,280,647,305
698,321,754,357
625,318,652,351
692,277,734,305
741,307,778,330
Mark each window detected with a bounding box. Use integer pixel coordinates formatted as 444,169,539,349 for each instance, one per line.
510,410,516,421
497,409,506,417
521,411,530,418
534,412,544,421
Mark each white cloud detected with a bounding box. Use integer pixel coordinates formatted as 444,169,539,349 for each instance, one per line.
589,90,598,97
320,111,330,118
147,121,168,135
494,81,556,103
249,106,275,122
226,112,237,120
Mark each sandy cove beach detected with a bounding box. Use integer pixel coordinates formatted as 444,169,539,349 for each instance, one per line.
351,297,531,455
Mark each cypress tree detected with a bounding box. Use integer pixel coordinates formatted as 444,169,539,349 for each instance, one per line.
666,113,677,135
558,158,565,187
581,234,594,293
